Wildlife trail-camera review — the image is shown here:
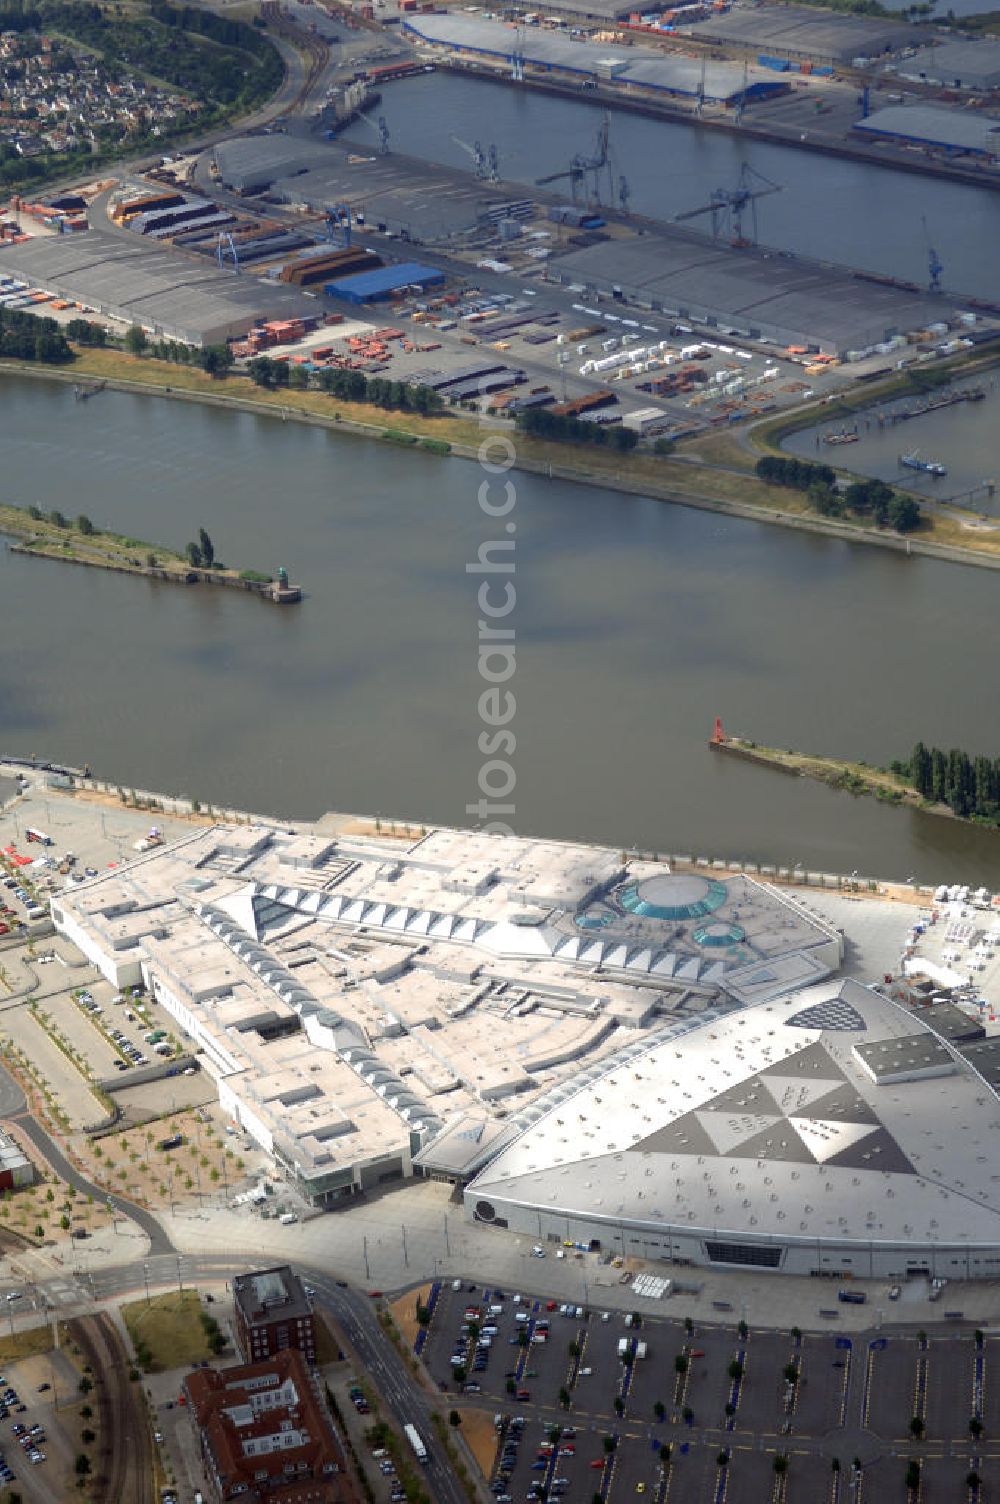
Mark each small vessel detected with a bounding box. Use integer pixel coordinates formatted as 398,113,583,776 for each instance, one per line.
822,428,859,445
900,451,946,477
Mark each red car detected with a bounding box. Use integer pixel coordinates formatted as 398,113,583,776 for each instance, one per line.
590,1459,606,1470
368,1290,383,1299
546,1300,558,1311
517,1389,530,1401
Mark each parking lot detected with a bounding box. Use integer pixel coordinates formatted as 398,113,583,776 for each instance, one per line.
417,1281,1000,1501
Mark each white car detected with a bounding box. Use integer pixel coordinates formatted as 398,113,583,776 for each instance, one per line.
530,1246,545,1258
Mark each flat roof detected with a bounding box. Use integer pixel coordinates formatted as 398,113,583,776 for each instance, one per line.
233,1266,312,1327
854,104,1000,154
403,15,781,102
0,228,316,344
683,5,925,61
899,39,1000,85
551,233,958,353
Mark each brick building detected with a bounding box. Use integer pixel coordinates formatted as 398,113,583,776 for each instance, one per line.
184,1348,357,1504
233,1267,316,1367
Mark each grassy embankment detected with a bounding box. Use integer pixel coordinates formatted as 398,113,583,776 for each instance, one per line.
8,342,1000,564
47,349,895,515
121,1290,214,1372
718,735,967,823
0,496,267,586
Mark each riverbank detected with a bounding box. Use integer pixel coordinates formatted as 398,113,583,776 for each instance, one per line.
5,349,1000,571
711,733,1000,835
0,501,299,603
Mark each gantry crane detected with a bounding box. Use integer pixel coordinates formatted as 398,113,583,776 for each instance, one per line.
535,112,611,205
451,135,500,183
673,162,781,247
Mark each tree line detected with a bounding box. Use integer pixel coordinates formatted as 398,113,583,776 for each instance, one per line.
755,455,921,533
0,305,72,363
516,406,639,451
247,356,445,414
898,742,1000,823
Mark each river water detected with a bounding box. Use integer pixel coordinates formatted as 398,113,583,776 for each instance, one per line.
2,371,1000,882
363,72,1000,299
783,375,1000,507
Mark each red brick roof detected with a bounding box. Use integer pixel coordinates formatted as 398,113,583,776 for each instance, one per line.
184,1350,358,1503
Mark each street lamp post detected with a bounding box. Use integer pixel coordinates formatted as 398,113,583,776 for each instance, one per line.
143,1262,151,1305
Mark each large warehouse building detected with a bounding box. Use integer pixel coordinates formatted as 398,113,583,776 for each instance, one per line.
0,228,316,346
466,975,1000,1281
853,104,1000,162
681,5,925,67
403,14,790,105
897,39,1000,92
549,232,960,354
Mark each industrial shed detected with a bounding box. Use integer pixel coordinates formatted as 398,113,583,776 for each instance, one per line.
897,40,1000,92
551,231,957,354
325,261,444,303
215,135,328,195
403,14,789,104
0,228,317,346
853,104,1000,160
681,5,925,66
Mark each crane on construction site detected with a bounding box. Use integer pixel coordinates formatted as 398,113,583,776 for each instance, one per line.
535,112,611,205
673,162,781,247
922,216,943,294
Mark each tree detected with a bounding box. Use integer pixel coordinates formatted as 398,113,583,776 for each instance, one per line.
783,1363,798,1385
125,324,147,355
198,345,233,378
74,1453,91,1476
905,1460,920,1491
682,1406,694,1426
602,1436,616,1454
717,1450,730,1466
969,1415,984,1438
888,494,921,533
910,741,932,798
76,515,95,536
674,1354,688,1375
613,1396,624,1416
909,1415,924,1438
831,1458,840,1473
198,529,215,568
727,1359,744,1381
967,1471,981,1489
653,1400,665,1421
185,541,203,569
773,1454,788,1476
558,1385,571,1409
737,1320,749,1341
49,510,68,529
448,1409,461,1428
659,1443,671,1466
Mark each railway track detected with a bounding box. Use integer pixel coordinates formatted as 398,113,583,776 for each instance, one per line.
67,1314,154,1504
261,0,330,113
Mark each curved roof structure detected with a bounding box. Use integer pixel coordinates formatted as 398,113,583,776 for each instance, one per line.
466,979,1000,1279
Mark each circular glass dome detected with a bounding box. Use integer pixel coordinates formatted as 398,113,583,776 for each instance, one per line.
693,921,746,947
619,874,728,922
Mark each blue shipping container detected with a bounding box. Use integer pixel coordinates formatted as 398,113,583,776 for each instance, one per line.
757,54,791,72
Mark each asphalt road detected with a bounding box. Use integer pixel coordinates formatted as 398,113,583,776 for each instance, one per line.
0,1057,173,1254
86,1252,471,1504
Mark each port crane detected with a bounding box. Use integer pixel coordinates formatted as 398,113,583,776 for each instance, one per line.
535,112,611,205
922,216,943,294
215,231,240,274
352,109,390,155
673,162,781,247
451,134,500,183
324,202,352,248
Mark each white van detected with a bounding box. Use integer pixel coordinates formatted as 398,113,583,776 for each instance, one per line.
278,1212,298,1225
